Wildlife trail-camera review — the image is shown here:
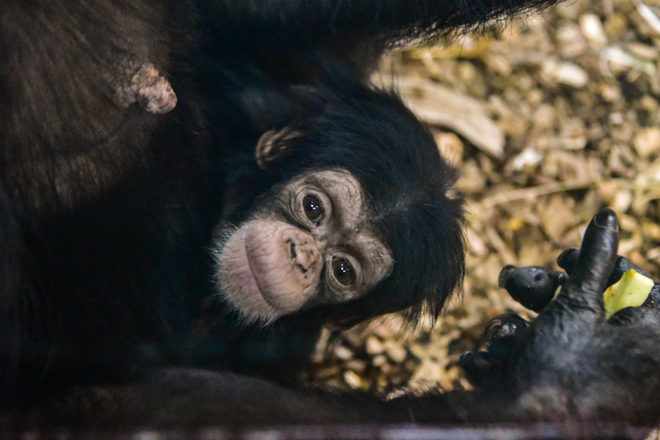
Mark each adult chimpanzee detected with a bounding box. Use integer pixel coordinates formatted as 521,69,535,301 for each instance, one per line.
18,209,660,433
1,0,563,410
4,0,660,432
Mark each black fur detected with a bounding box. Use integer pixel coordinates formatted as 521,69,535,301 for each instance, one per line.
14,209,660,433
1,0,560,416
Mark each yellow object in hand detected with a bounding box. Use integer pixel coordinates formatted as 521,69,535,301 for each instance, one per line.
603,269,654,319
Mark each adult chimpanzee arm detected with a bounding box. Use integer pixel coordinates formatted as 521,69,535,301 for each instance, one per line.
0,184,24,410
210,0,560,75
15,210,660,432
222,0,560,39
16,367,474,430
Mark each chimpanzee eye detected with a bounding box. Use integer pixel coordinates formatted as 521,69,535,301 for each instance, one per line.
332,256,356,287
302,194,324,224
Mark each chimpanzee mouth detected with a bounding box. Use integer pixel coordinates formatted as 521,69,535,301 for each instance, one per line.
214,218,321,324
213,226,279,325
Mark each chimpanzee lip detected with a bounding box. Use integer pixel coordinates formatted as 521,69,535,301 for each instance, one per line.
243,233,264,295
243,230,280,311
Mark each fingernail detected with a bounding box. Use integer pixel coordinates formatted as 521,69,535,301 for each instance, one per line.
498,265,517,288
555,272,566,284
460,352,474,366
594,207,619,231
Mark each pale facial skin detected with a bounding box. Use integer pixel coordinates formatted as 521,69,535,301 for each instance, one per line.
213,169,394,324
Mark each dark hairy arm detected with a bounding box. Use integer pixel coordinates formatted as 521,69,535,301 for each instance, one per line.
204,0,560,75
14,210,660,434
219,0,560,39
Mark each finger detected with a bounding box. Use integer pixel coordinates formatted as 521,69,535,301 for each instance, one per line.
557,248,579,275
608,256,660,311
558,208,619,312
498,265,565,312
484,313,530,346
460,351,502,388
608,257,660,309
560,252,641,286
607,306,648,325
609,255,655,283
484,313,529,359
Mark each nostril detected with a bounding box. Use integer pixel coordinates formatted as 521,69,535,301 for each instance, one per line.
284,231,321,279
289,240,309,273
295,248,317,274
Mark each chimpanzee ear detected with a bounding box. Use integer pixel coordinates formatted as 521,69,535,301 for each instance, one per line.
255,127,300,169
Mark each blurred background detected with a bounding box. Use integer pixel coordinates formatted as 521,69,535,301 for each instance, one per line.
304,0,660,395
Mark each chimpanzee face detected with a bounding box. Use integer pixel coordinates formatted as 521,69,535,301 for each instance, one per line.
212,168,394,324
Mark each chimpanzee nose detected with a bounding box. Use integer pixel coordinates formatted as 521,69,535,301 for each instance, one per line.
288,235,320,276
